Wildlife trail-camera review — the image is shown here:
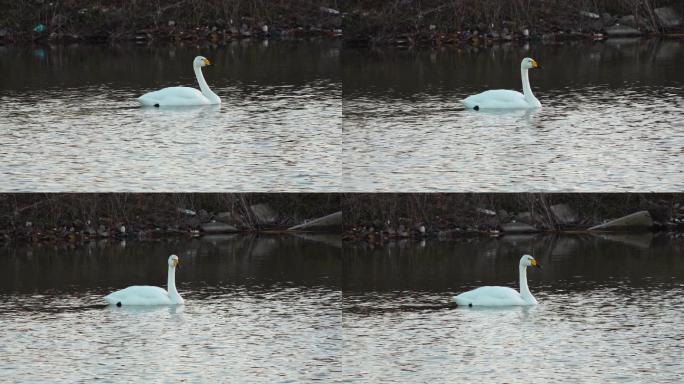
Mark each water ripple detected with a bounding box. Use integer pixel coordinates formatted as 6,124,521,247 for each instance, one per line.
0,44,341,192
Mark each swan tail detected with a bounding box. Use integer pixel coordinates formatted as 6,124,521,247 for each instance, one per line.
137,96,159,107
461,97,479,111
104,294,119,306
453,294,473,307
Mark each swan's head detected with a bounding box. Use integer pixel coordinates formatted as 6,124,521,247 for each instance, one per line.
168,254,180,268
521,57,540,70
520,254,541,268
193,56,211,68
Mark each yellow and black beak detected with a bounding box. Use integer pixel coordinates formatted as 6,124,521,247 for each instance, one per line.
173,259,179,268
531,59,541,69
203,58,212,66
531,258,541,268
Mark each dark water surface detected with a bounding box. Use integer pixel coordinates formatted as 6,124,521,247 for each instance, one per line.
2,233,683,382
0,41,341,191
343,39,684,191
342,234,684,383
0,235,341,382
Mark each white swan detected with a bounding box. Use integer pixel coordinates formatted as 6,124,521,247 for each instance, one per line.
104,254,185,306
453,254,541,307
462,58,541,110
137,56,221,107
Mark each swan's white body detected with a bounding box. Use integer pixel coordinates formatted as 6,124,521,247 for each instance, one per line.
453,255,540,307
138,56,220,107
105,255,184,306
462,58,541,110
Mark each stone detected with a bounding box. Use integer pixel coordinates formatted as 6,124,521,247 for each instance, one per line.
320,7,340,15
605,24,642,37
550,204,578,225
514,211,535,224
654,7,682,28
618,15,638,27
501,222,539,233
97,225,109,237
239,24,251,36
497,209,510,222
601,13,616,26
177,208,196,216
215,211,236,224
287,211,341,232
198,209,211,223
201,221,238,234
588,211,653,231
477,208,496,216
250,204,278,225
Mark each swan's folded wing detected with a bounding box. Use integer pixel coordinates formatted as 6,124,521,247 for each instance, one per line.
104,285,170,305
138,87,208,106
463,90,527,109
454,286,524,306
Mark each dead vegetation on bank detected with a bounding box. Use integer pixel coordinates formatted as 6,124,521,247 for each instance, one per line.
0,194,340,243
343,194,684,241
345,0,684,46
0,0,342,43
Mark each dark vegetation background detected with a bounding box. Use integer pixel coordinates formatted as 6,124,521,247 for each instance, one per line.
343,193,684,229
0,0,341,42
345,0,684,44
0,193,339,231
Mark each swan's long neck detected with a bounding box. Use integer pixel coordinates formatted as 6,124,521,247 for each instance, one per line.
518,265,534,302
194,65,221,104
520,67,534,101
167,266,181,303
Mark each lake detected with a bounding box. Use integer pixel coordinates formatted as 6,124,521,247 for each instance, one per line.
0,235,341,382
342,234,684,382
343,39,684,191
2,232,682,382
0,41,341,191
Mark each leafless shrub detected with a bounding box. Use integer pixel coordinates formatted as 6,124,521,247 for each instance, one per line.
0,193,339,230
342,193,683,228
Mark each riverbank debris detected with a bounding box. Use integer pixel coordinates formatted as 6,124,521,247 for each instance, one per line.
288,211,342,232
588,211,653,231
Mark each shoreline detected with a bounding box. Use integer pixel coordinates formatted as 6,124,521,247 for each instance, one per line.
0,1,341,45
344,28,684,48
0,194,341,245
344,2,684,47
344,226,684,244
343,194,684,243
0,30,342,46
